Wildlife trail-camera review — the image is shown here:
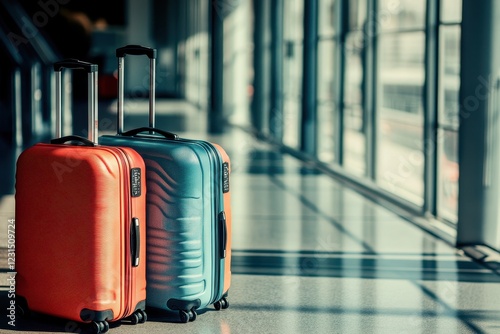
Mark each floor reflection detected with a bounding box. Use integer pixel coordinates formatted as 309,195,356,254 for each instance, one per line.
2,125,500,334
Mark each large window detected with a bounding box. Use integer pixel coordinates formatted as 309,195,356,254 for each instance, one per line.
375,0,426,205
223,0,252,126
437,0,461,222
314,0,463,221
314,0,462,223
317,0,339,164
343,0,368,176
282,0,304,149
178,0,209,109
241,0,462,233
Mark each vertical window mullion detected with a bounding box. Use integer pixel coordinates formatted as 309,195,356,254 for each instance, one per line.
365,0,376,180
336,0,347,165
301,0,319,155
370,0,379,180
270,0,284,141
424,0,439,215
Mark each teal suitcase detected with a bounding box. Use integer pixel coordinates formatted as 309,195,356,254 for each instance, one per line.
99,45,231,323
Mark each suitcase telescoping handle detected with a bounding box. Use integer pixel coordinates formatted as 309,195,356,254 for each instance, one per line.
116,44,157,135
53,59,98,145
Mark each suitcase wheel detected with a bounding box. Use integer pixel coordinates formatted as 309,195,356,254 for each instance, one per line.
214,297,229,311
137,309,148,323
127,309,147,325
90,320,109,334
179,308,197,323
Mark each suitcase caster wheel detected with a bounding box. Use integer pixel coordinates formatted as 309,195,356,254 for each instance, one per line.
129,312,140,325
91,320,108,334
221,297,229,309
179,310,189,323
190,308,197,321
214,297,228,310
179,309,196,323
137,309,147,323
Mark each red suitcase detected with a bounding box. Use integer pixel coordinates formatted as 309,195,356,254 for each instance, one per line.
15,59,147,334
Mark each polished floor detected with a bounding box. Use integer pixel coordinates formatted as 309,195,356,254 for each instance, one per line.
2,104,500,333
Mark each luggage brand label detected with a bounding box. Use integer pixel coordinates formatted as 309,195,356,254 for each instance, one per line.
130,168,141,197
222,162,230,193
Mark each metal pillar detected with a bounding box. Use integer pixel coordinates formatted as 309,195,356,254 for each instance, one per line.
209,0,225,134
300,0,318,155
269,0,284,141
457,0,500,246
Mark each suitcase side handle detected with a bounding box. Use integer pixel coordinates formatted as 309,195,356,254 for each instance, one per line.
116,45,157,134
121,127,179,140
131,218,140,267
219,211,227,259
54,59,98,144
50,135,96,147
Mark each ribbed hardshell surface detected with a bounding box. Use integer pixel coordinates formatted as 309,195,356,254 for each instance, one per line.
99,135,219,310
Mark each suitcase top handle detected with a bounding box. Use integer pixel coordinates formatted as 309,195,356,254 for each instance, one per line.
116,45,157,59
53,58,98,73
121,127,178,140
116,45,157,135
53,59,98,144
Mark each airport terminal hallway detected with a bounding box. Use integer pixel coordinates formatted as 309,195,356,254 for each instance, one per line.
2,122,500,334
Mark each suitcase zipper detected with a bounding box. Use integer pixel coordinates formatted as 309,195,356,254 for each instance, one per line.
116,147,135,319
101,147,134,320
194,141,225,304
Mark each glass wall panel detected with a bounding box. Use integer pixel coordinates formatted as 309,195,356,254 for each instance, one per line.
347,0,367,31
344,104,366,175
223,0,252,126
319,0,337,36
378,0,426,31
282,0,303,149
317,102,337,163
282,99,301,147
376,32,425,205
283,43,304,98
343,31,366,175
441,0,462,23
436,20,461,222
439,26,461,128
437,129,459,221
317,0,340,165
317,40,336,102
284,0,304,41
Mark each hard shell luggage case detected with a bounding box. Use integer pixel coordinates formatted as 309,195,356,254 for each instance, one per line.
15,59,148,333
99,45,232,322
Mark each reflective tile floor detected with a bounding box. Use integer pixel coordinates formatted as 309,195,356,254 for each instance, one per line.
2,124,500,333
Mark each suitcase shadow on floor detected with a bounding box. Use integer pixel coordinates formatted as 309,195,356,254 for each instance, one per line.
0,291,220,332
0,291,146,333
11,314,149,333
3,309,149,333
145,306,211,323
0,287,89,333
